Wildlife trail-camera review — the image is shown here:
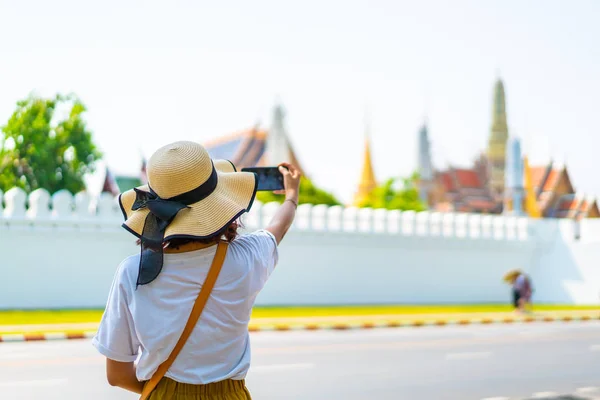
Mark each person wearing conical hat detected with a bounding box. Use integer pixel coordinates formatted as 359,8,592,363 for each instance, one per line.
503,269,521,284
503,269,533,313
92,141,301,399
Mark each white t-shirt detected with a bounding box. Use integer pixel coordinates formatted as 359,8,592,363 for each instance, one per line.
514,274,526,290
92,230,278,384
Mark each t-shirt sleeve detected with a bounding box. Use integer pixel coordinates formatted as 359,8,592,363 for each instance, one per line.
514,274,525,290
92,261,140,362
239,229,279,293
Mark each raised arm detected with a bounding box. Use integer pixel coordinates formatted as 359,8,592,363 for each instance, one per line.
265,163,301,244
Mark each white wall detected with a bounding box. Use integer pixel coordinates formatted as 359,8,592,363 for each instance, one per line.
529,219,600,304
1,187,599,308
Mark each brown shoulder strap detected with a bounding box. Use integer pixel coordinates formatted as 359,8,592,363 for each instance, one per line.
140,240,229,400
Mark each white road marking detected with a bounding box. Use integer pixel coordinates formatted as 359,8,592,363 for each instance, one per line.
251,363,315,373
43,332,68,340
0,334,25,342
589,344,600,351
481,397,510,400
445,351,492,360
0,378,68,388
576,386,599,393
531,392,558,398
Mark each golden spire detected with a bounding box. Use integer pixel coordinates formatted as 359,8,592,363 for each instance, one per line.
523,155,542,218
353,114,377,207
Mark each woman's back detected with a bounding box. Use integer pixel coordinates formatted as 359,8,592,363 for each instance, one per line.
92,141,301,398
93,230,278,384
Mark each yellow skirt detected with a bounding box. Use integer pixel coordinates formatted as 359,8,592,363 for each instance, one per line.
148,377,252,400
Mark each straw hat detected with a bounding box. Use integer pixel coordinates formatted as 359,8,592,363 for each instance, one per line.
118,141,259,286
503,269,522,283
118,141,258,241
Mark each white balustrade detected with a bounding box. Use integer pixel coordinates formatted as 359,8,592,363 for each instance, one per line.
295,204,312,230
74,192,93,219
454,213,468,238
386,210,401,234
401,211,416,235
0,185,547,242
311,205,328,231
467,214,481,238
415,211,430,236
10,183,600,310
516,217,529,240
3,188,27,218
96,192,118,219
373,209,387,233
52,190,74,218
504,216,517,240
27,189,51,219
442,213,456,237
326,206,343,232
358,208,373,233
492,216,506,239
429,212,443,236
342,207,358,232
481,215,493,239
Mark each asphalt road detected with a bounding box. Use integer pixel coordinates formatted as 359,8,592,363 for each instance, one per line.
1,322,600,399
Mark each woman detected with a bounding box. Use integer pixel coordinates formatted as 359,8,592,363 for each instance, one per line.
512,271,533,313
92,141,301,399
504,269,532,313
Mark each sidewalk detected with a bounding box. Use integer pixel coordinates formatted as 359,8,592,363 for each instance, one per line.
1,310,598,341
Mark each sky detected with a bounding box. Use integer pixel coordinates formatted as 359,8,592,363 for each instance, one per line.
1,0,599,202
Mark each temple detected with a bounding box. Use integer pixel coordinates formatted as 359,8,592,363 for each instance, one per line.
415,78,599,219
100,103,305,196
97,81,598,220
202,103,305,176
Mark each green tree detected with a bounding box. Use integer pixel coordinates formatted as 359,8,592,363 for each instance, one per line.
257,176,341,206
359,172,427,211
0,94,101,194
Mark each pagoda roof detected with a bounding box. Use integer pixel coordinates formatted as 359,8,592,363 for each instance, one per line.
453,168,482,188
203,128,268,169
203,127,305,175
553,193,598,219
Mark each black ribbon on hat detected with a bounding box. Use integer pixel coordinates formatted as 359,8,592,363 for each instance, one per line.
132,163,218,287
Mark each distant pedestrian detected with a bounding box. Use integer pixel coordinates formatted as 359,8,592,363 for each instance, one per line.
504,269,533,313
92,141,301,399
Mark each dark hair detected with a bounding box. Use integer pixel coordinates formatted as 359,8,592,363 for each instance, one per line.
136,219,242,250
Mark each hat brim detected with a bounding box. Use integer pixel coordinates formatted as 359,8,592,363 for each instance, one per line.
502,269,521,283
118,159,257,240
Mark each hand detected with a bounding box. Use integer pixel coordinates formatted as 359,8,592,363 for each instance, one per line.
266,163,301,244
273,162,301,200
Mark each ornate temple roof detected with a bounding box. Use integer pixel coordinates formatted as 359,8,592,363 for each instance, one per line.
433,164,497,213
439,172,455,192
98,104,304,197
553,193,600,219
453,169,482,188
415,78,597,219
203,127,305,175
203,104,305,175
203,128,268,169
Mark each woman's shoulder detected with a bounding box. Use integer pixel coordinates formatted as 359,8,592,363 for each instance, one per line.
113,253,141,289
231,230,277,250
